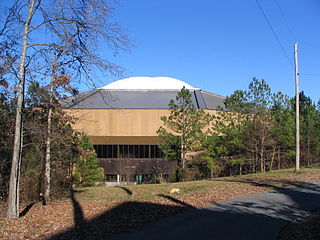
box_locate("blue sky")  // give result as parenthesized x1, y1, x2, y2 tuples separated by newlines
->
(103, 0, 320, 102)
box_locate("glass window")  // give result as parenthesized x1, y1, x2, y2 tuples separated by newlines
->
(94, 144, 165, 159)
(96, 145, 102, 158)
(129, 145, 134, 158)
(150, 145, 155, 158)
(103, 145, 107, 158)
(146, 145, 150, 158)
(106, 174, 117, 182)
(155, 145, 163, 158)
(134, 145, 139, 158)
(124, 145, 129, 158)
(119, 145, 124, 158)
(140, 145, 143, 158)
(105, 145, 111, 158)
(112, 145, 118, 158)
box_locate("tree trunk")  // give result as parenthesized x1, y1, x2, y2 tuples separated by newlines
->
(44, 53, 60, 201)
(270, 146, 276, 171)
(7, 0, 36, 219)
(181, 107, 186, 169)
(251, 154, 256, 173)
(260, 148, 264, 172)
(181, 144, 186, 169)
(44, 106, 52, 201)
(307, 128, 311, 166)
(255, 144, 258, 173)
(277, 148, 281, 170)
(260, 137, 265, 173)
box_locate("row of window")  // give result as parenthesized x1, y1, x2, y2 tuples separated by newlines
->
(105, 174, 170, 182)
(93, 144, 164, 159)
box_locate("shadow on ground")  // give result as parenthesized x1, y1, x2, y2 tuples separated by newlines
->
(19, 202, 37, 217)
(45, 188, 194, 240)
(44, 180, 320, 240)
(114, 186, 133, 196)
(215, 177, 320, 191)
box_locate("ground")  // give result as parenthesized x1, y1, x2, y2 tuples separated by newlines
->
(278, 208, 320, 240)
(1, 167, 319, 240)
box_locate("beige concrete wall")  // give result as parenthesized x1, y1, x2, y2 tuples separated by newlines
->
(64, 108, 220, 145)
(64, 109, 170, 143)
(89, 136, 161, 145)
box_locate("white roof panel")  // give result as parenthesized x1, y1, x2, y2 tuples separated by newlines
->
(100, 76, 198, 90)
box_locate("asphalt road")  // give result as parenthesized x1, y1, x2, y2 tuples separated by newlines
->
(113, 181, 320, 240)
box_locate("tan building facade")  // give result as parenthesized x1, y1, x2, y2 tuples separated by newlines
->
(62, 77, 225, 183)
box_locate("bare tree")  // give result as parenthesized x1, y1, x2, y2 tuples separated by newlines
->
(4, 0, 131, 218)
(7, 0, 37, 220)
(40, 0, 131, 201)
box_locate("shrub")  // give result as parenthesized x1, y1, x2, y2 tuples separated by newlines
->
(73, 136, 105, 186)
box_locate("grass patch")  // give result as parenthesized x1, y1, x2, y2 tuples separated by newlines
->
(74, 166, 320, 202)
(75, 180, 223, 201)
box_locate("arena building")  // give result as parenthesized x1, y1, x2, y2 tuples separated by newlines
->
(62, 77, 225, 183)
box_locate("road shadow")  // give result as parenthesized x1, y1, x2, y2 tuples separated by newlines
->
(114, 180, 320, 240)
(215, 177, 320, 194)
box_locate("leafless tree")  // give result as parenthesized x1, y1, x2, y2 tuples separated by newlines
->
(3, 0, 131, 218)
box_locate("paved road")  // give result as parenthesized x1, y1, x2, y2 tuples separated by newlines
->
(113, 181, 320, 240)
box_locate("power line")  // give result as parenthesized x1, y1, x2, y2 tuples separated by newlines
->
(274, 0, 296, 42)
(255, 0, 294, 68)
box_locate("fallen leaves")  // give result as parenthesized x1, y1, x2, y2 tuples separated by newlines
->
(0, 168, 319, 239)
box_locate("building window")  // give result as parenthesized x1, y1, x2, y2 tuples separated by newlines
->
(106, 174, 117, 182)
(94, 144, 164, 159)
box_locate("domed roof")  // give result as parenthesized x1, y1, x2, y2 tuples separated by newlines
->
(100, 76, 197, 90)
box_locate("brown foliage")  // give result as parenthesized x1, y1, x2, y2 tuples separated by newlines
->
(2, 168, 319, 239)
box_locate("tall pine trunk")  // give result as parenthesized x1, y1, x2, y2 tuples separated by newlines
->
(181, 107, 186, 169)
(270, 146, 276, 171)
(307, 128, 311, 166)
(260, 137, 265, 172)
(277, 148, 281, 170)
(7, 0, 36, 219)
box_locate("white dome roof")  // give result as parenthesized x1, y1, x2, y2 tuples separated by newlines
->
(100, 77, 197, 90)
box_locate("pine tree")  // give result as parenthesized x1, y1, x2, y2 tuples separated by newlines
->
(73, 136, 105, 187)
(157, 87, 212, 170)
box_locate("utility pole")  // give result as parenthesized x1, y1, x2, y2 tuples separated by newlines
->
(294, 42, 300, 171)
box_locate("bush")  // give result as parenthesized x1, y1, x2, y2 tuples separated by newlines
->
(73, 136, 105, 186)
(176, 167, 201, 182)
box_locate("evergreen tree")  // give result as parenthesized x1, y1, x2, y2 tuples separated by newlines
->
(201, 135, 225, 178)
(157, 87, 212, 170)
(73, 136, 105, 187)
(292, 92, 320, 165)
(270, 92, 295, 169)
(213, 78, 281, 173)
(212, 78, 320, 175)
